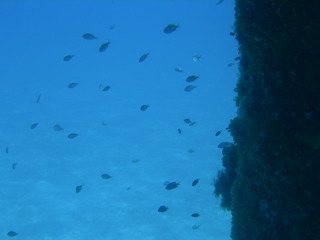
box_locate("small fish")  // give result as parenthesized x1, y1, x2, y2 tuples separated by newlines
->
(234, 56, 240, 61)
(189, 121, 196, 126)
(186, 75, 199, 82)
(101, 173, 112, 179)
(68, 82, 79, 88)
(192, 179, 199, 186)
(188, 149, 195, 153)
(230, 32, 235, 36)
(131, 159, 140, 163)
(30, 123, 38, 129)
(218, 142, 232, 149)
(6, 147, 9, 154)
(184, 118, 191, 124)
(163, 24, 179, 34)
(192, 55, 201, 62)
(140, 104, 149, 111)
(109, 24, 116, 30)
(228, 63, 235, 67)
(82, 33, 97, 40)
(192, 224, 200, 230)
(68, 133, 79, 139)
(139, 53, 149, 63)
(12, 163, 18, 170)
(101, 121, 107, 126)
(191, 213, 200, 217)
(53, 124, 64, 131)
(36, 94, 41, 103)
(184, 85, 197, 92)
(165, 181, 179, 190)
(102, 86, 111, 92)
(99, 41, 110, 52)
(215, 130, 222, 136)
(174, 67, 183, 73)
(75, 184, 83, 193)
(158, 206, 168, 212)
(178, 128, 182, 134)
(7, 231, 18, 237)
(63, 55, 74, 61)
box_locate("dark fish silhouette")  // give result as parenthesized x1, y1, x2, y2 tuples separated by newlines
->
(6, 147, 9, 154)
(75, 185, 83, 193)
(218, 142, 232, 149)
(101, 173, 112, 179)
(131, 159, 140, 163)
(68, 133, 79, 139)
(174, 67, 183, 73)
(158, 206, 168, 212)
(82, 33, 96, 40)
(215, 130, 222, 136)
(53, 124, 64, 131)
(192, 224, 200, 230)
(139, 53, 149, 63)
(165, 182, 179, 190)
(186, 75, 199, 82)
(12, 163, 18, 170)
(63, 55, 74, 61)
(163, 24, 179, 34)
(7, 231, 18, 237)
(36, 94, 41, 103)
(140, 105, 149, 111)
(102, 86, 111, 92)
(191, 213, 200, 217)
(184, 118, 191, 124)
(184, 85, 197, 92)
(30, 123, 38, 129)
(188, 149, 195, 153)
(178, 128, 182, 134)
(99, 41, 110, 52)
(192, 179, 199, 186)
(109, 24, 116, 30)
(68, 82, 79, 88)
(189, 121, 196, 126)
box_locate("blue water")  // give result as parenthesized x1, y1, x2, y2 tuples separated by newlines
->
(0, 0, 237, 239)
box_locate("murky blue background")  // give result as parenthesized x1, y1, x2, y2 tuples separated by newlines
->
(0, 0, 237, 239)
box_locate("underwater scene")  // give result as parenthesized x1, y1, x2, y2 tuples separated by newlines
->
(0, 0, 238, 239)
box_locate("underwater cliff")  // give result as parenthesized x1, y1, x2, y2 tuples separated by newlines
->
(215, 0, 320, 239)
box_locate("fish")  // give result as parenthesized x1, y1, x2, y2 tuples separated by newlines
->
(102, 86, 111, 92)
(228, 63, 235, 67)
(178, 128, 182, 134)
(68, 82, 79, 88)
(68, 133, 79, 139)
(99, 41, 110, 52)
(82, 33, 97, 40)
(230, 32, 235, 36)
(75, 185, 83, 193)
(215, 130, 222, 136)
(191, 213, 200, 217)
(12, 163, 18, 170)
(184, 118, 191, 124)
(192, 224, 200, 230)
(30, 123, 38, 129)
(7, 231, 18, 237)
(174, 67, 183, 72)
(139, 53, 149, 63)
(216, 0, 224, 5)
(132, 159, 140, 163)
(165, 181, 179, 190)
(184, 85, 197, 92)
(53, 124, 64, 131)
(188, 149, 195, 153)
(192, 55, 201, 62)
(192, 179, 199, 186)
(6, 147, 9, 154)
(101, 121, 107, 126)
(140, 105, 149, 111)
(63, 55, 74, 61)
(36, 94, 41, 103)
(101, 173, 112, 179)
(163, 24, 179, 34)
(186, 75, 199, 82)
(189, 121, 196, 126)
(109, 24, 116, 30)
(218, 142, 232, 149)
(158, 206, 168, 212)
